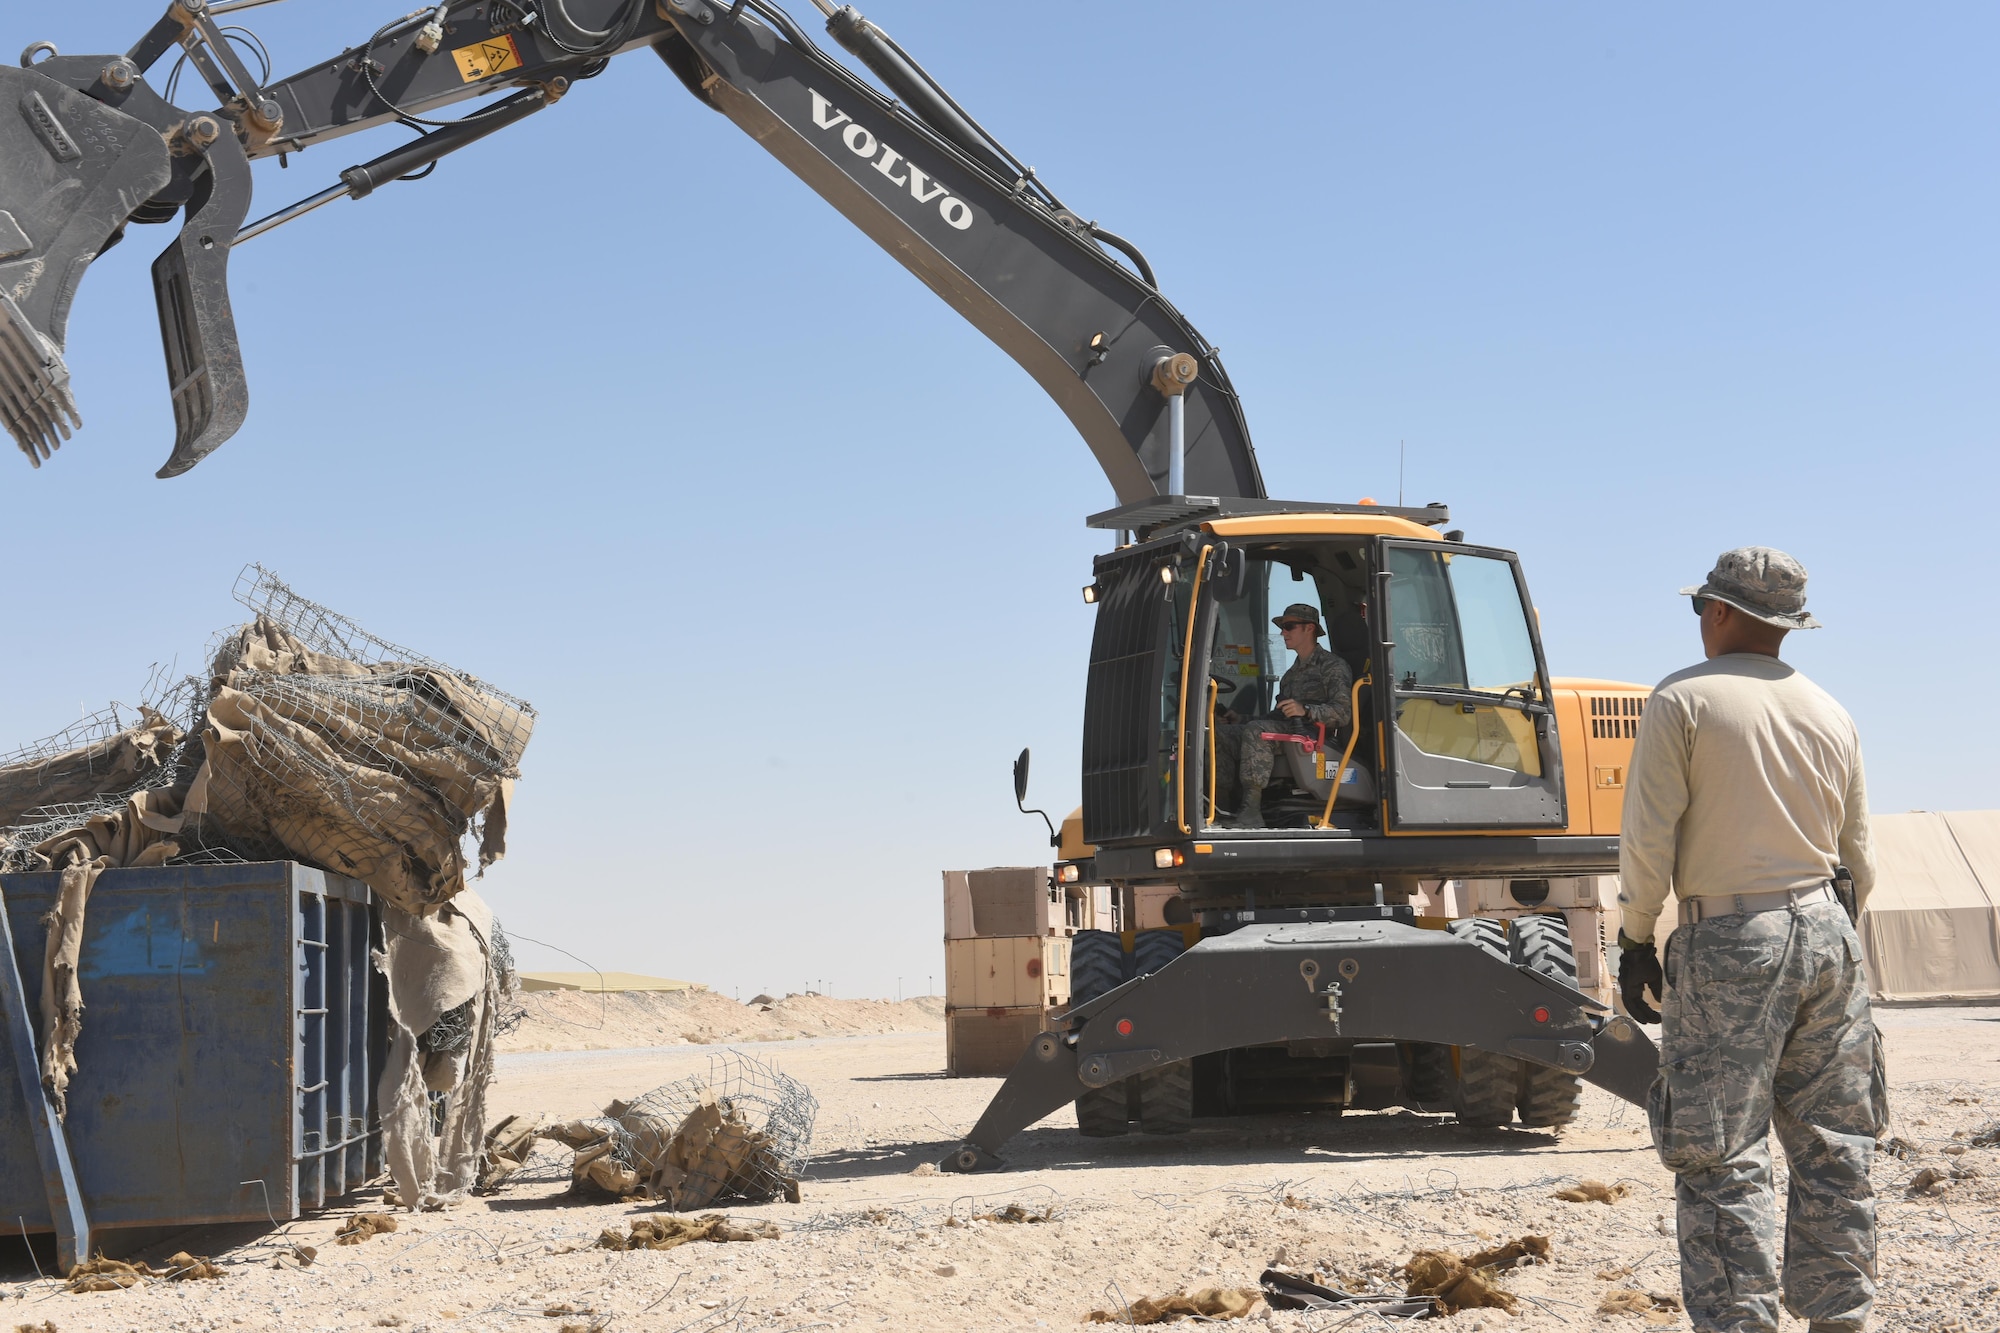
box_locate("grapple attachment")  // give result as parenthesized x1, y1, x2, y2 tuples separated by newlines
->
(149, 121, 252, 479)
(0, 65, 170, 466)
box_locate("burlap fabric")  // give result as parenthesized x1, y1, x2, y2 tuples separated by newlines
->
(375, 890, 500, 1210)
(184, 617, 529, 914)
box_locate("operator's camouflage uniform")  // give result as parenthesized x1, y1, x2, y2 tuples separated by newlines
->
(1652, 901, 1885, 1332)
(1215, 648, 1354, 794)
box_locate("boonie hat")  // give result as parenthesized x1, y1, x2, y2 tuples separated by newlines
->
(1272, 603, 1324, 635)
(1680, 547, 1822, 630)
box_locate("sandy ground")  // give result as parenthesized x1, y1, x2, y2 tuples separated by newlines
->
(4, 1005, 1997, 1332)
(498, 990, 949, 1052)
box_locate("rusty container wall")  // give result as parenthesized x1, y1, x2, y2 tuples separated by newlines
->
(0, 861, 382, 1234)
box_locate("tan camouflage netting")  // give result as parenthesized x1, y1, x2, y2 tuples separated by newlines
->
(0, 566, 534, 1118)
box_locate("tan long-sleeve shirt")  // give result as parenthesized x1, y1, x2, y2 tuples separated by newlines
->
(1617, 653, 1875, 943)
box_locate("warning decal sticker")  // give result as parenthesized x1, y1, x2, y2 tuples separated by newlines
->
(453, 34, 523, 82)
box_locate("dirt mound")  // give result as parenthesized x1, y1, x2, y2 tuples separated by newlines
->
(501, 989, 944, 1052)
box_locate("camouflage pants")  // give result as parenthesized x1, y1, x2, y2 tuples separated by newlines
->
(1649, 900, 1887, 1333)
(1213, 720, 1299, 793)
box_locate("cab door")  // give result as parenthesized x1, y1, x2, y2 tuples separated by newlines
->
(1372, 539, 1567, 832)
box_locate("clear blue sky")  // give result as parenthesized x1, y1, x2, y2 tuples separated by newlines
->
(11, 3, 1995, 999)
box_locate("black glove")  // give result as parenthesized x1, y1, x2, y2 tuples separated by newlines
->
(1617, 930, 1664, 1024)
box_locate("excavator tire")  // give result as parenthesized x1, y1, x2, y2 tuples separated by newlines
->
(1510, 914, 1585, 1129)
(1399, 1042, 1453, 1108)
(1447, 917, 1523, 1127)
(1069, 929, 1132, 1137)
(1131, 929, 1193, 1134)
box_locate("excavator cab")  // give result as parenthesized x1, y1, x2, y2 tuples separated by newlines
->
(1078, 498, 1577, 880)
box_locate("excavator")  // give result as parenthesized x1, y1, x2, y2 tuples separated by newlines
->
(0, 0, 1658, 1171)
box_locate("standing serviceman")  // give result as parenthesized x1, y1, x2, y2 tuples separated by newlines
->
(1616, 547, 1884, 1333)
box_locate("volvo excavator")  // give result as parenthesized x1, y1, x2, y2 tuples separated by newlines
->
(0, 0, 1658, 1171)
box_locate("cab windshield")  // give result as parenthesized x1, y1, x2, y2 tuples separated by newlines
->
(1386, 547, 1542, 701)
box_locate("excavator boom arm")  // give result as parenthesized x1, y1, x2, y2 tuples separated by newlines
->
(0, 0, 1262, 500)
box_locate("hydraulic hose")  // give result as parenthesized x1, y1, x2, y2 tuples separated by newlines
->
(1088, 225, 1158, 289)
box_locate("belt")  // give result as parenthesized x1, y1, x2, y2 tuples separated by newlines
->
(1678, 883, 1832, 927)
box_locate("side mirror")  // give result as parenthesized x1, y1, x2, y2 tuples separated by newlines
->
(1013, 746, 1057, 847)
(1212, 544, 1249, 601)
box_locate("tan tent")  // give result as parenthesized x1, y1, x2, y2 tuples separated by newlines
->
(1861, 811, 2000, 1003)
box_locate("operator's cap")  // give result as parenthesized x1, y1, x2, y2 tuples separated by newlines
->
(1272, 603, 1324, 635)
(1680, 546, 1822, 629)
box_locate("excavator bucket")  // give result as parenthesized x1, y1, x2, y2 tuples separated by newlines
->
(0, 65, 169, 466)
(0, 62, 252, 477)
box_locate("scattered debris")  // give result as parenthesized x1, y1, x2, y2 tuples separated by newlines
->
(1402, 1236, 1550, 1314)
(543, 1304, 597, 1317)
(1880, 1135, 1922, 1160)
(15, 1321, 59, 1333)
(65, 1258, 149, 1292)
(634, 1089, 780, 1209)
(479, 1114, 540, 1191)
(62, 1250, 226, 1292)
(1259, 1269, 1435, 1318)
(1597, 1265, 1634, 1281)
(908, 1161, 938, 1177)
(1599, 1288, 1684, 1323)
(947, 1202, 1056, 1225)
(1554, 1179, 1632, 1204)
(596, 1214, 780, 1251)
(1908, 1166, 1951, 1196)
(335, 1214, 400, 1245)
(274, 1244, 318, 1269)
(161, 1252, 224, 1280)
(544, 1052, 814, 1209)
(1464, 1236, 1551, 1269)
(1086, 1287, 1262, 1324)
(1970, 1121, 2000, 1148)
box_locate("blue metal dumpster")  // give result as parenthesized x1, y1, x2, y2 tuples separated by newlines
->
(0, 861, 383, 1235)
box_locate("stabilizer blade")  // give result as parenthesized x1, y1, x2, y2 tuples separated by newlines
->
(152, 132, 252, 479)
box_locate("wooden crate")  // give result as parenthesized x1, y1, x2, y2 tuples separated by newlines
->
(945, 1005, 1058, 1077)
(945, 935, 1069, 1010)
(943, 867, 1070, 940)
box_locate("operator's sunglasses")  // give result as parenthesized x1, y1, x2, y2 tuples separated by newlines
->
(1278, 621, 1313, 632)
(1691, 596, 1711, 616)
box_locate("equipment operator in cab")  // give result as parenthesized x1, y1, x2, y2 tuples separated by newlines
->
(1616, 547, 1882, 1333)
(1217, 603, 1353, 828)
